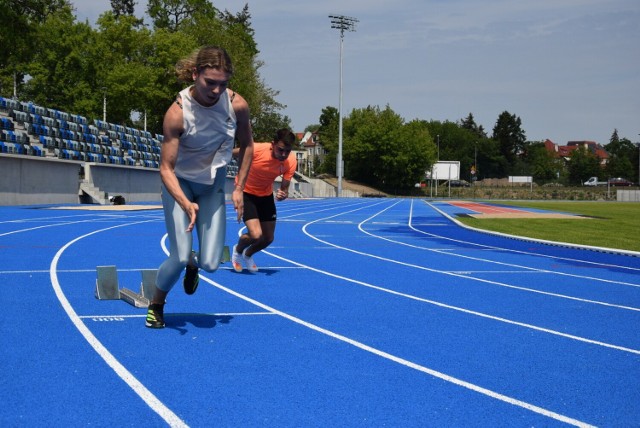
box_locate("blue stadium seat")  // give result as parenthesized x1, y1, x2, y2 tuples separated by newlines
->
(1, 117, 14, 130)
(31, 114, 43, 125)
(32, 145, 44, 157)
(39, 136, 53, 148)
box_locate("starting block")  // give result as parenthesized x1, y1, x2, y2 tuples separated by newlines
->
(95, 265, 120, 300)
(95, 266, 157, 308)
(221, 245, 230, 263)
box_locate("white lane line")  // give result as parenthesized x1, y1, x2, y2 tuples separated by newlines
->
(304, 199, 640, 311)
(50, 219, 188, 428)
(424, 200, 640, 266)
(78, 312, 276, 319)
(261, 199, 640, 353)
(197, 274, 595, 428)
(264, 249, 640, 356)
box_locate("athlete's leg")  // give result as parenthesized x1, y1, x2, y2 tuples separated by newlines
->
(244, 220, 275, 257)
(154, 180, 194, 301)
(235, 192, 260, 254)
(243, 195, 276, 257)
(193, 168, 227, 272)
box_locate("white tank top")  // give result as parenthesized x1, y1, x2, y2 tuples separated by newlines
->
(173, 86, 237, 184)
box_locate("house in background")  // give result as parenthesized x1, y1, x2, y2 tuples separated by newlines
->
(296, 131, 325, 177)
(544, 139, 609, 166)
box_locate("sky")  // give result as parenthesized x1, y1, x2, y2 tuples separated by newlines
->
(74, 0, 640, 146)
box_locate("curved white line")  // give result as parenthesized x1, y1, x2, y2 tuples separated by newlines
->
(301, 200, 640, 312)
(196, 273, 595, 427)
(426, 200, 640, 260)
(263, 249, 640, 356)
(410, 199, 640, 278)
(49, 220, 187, 428)
(168, 201, 596, 425)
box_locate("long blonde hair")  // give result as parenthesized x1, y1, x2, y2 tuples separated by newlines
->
(175, 46, 234, 83)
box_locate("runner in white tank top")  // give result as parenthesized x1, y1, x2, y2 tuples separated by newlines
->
(146, 46, 254, 329)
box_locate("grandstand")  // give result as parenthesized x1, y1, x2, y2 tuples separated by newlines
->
(0, 96, 161, 168)
(0, 97, 344, 205)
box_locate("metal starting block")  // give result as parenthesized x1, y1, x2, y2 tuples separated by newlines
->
(95, 265, 120, 300)
(221, 245, 230, 263)
(95, 266, 158, 308)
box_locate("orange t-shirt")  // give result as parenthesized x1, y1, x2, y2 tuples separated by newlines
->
(239, 142, 297, 197)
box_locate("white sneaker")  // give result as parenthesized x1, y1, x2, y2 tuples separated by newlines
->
(231, 245, 243, 273)
(242, 248, 258, 272)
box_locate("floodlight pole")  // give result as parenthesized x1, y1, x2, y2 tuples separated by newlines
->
(329, 14, 358, 197)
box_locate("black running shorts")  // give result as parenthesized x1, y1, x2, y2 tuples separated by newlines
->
(243, 193, 277, 222)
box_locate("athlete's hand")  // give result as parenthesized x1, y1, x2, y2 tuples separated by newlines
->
(275, 189, 288, 201)
(184, 202, 199, 232)
(232, 187, 244, 222)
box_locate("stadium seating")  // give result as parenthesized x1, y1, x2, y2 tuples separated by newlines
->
(0, 96, 162, 168)
(0, 96, 240, 178)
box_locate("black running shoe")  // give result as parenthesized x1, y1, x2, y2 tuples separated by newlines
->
(145, 303, 165, 329)
(183, 252, 199, 295)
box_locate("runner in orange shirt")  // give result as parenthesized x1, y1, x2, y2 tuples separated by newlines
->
(231, 129, 297, 272)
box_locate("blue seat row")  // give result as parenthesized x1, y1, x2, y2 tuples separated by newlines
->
(1, 98, 162, 168)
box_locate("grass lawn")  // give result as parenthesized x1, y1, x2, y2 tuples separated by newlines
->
(455, 201, 640, 253)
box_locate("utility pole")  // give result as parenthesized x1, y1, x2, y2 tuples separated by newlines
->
(473, 142, 478, 197)
(102, 87, 107, 123)
(329, 14, 358, 197)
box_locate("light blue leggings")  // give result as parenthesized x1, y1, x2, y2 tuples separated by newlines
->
(157, 169, 227, 292)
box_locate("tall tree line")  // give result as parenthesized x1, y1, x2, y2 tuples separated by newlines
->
(315, 106, 638, 192)
(1, 1, 637, 191)
(0, 0, 289, 140)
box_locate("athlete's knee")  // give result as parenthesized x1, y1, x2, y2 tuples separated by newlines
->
(178, 254, 190, 266)
(249, 231, 263, 242)
(199, 258, 220, 273)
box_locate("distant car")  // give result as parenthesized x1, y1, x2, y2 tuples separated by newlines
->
(448, 179, 471, 187)
(608, 177, 633, 187)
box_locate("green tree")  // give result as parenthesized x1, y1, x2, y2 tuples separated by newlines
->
(177, 4, 287, 140)
(22, 8, 99, 115)
(147, 0, 216, 32)
(523, 141, 562, 182)
(251, 110, 291, 142)
(111, 0, 137, 18)
(567, 145, 601, 185)
(316, 106, 339, 174)
(0, 0, 70, 97)
(218, 4, 258, 56)
(492, 111, 526, 172)
(143, 28, 199, 133)
(605, 129, 637, 180)
(423, 120, 496, 181)
(342, 105, 431, 192)
(459, 113, 487, 139)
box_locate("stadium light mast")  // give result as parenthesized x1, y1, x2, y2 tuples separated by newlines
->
(329, 14, 358, 197)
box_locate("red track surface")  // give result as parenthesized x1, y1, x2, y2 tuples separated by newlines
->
(447, 201, 527, 215)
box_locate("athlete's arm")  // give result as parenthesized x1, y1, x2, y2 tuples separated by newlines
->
(230, 91, 254, 221)
(159, 98, 199, 232)
(276, 179, 291, 201)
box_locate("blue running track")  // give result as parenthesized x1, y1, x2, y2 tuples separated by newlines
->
(1, 198, 639, 427)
